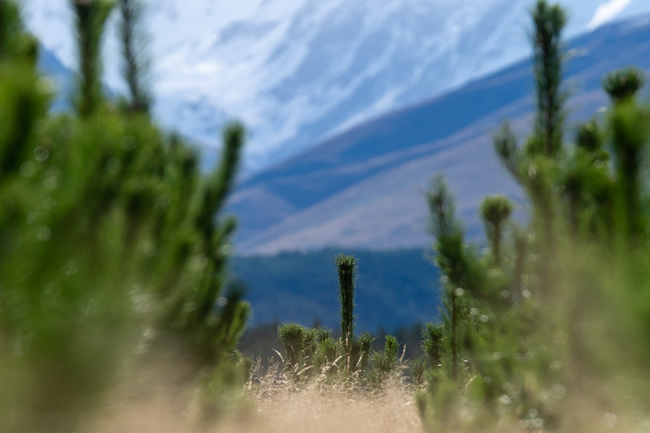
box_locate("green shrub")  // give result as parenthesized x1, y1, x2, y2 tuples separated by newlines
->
(0, 2, 250, 431)
(419, 1, 650, 431)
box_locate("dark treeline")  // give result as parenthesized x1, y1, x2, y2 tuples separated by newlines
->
(232, 248, 441, 331)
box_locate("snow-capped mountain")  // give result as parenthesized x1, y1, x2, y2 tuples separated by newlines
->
(22, 0, 650, 171)
(227, 16, 650, 254)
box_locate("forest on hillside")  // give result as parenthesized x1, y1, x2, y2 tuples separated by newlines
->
(232, 249, 440, 331)
(1, 1, 650, 433)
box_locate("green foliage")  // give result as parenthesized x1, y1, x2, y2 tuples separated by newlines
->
(335, 254, 357, 354)
(603, 67, 646, 103)
(0, 0, 37, 64)
(118, 0, 151, 113)
(419, 1, 650, 431)
(371, 335, 399, 374)
(277, 322, 346, 380)
(610, 101, 649, 239)
(480, 195, 514, 266)
(347, 331, 372, 375)
(317, 336, 340, 369)
(366, 335, 402, 388)
(530, 0, 566, 157)
(302, 327, 319, 365)
(163, 123, 249, 369)
(410, 357, 428, 387)
(0, 111, 250, 432)
(416, 1, 650, 431)
(0, 4, 250, 431)
(427, 177, 485, 380)
(494, 121, 521, 180)
(70, 0, 115, 117)
(315, 327, 333, 343)
(427, 177, 483, 293)
(278, 323, 305, 373)
(422, 322, 444, 368)
(575, 120, 604, 153)
(0, 68, 49, 177)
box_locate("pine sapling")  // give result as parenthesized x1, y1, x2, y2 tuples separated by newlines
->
(480, 195, 514, 266)
(519, 0, 568, 294)
(531, 0, 567, 158)
(302, 328, 319, 368)
(610, 102, 648, 240)
(278, 323, 304, 374)
(410, 357, 428, 387)
(0, 0, 7, 60)
(350, 331, 373, 373)
(70, 0, 115, 117)
(0, 0, 38, 64)
(603, 68, 646, 104)
(119, 0, 152, 113)
(511, 228, 528, 305)
(575, 120, 604, 154)
(318, 337, 340, 371)
(422, 322, 445, 368)
(427, 177, 472, 380)
(335, 254, 357, 375)
(372, 335, 399, 375)
(494, 122, 521, 181)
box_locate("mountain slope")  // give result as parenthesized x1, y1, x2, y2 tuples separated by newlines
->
(229, 16, 650, 254)
(22, 1, 650, 171)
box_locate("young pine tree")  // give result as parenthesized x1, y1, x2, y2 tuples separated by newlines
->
(335, 254, 357, 375)
(0, 2, 253, 429)
(422, 322, 444, 368)
(0, 0, 38, 64)
(427, 177, 476, 380)
(166, 123, 250, 370)
(530, 0, 567, 158)
(422, 1, 650, 431)
(603, 67, 646, 104)
(278, 323, 305, 375)
(118, 0, 151, 113)
(70, 0, 115, 117)
(480, 195, 514, 267)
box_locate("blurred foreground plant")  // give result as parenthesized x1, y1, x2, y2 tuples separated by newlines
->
(418, 1, 650, 432)
(0, 2, 250, 431)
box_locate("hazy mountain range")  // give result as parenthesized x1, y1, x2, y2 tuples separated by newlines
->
(23, 0, 650, 171)
(229, 16, 650, 254)
(26, 2, 650, 255)
(227, 15, 650, 331)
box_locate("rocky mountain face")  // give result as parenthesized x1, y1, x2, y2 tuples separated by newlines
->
(229, 16, 650, 254)
(26, 3, 650, 255)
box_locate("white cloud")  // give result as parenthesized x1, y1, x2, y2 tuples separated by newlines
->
(587, 0, 632, 30)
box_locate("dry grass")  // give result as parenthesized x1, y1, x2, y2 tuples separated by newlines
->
(220, 388, 421, 433)
(79, 357, 650, 433)
(88, 357, 423, 433)
(239, 361, 422, 433)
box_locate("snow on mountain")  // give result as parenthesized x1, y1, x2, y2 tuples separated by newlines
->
(21, 0, 650, 171)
